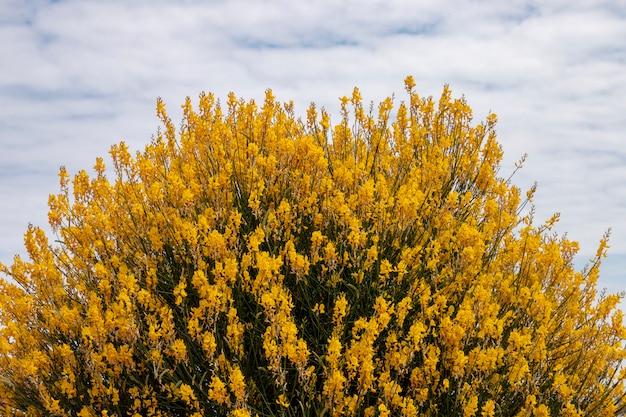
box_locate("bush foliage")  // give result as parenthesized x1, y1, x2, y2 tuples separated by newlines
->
(1, 77, 625, 416)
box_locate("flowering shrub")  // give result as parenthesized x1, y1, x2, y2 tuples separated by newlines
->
(1, 77, 625, 416)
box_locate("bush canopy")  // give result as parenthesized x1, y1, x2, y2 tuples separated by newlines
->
(1, 77, 625, 416)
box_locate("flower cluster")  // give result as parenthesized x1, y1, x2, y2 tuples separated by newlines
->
(1, 77, 625, 416)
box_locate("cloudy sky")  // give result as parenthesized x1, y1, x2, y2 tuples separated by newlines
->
(1, 0, 625, 295)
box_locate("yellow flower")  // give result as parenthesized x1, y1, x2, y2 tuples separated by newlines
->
(231, 409, 251, 417)
(169, 338, 187, 362)
(208, 376, 229, 406)
(229, 366, 246, 402)
(533, 404, 550, 417)
(313, 302, 325, 314)
(481, 399, 495, 417)
(463, 395, 478, 417)
(178, 383, 196, 406)
(333, 293, 348, 326)
(173, 279, 187, 305)
(276, 393, 289, 408)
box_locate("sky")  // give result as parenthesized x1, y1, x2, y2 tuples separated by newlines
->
(1, 0, 625, 296)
